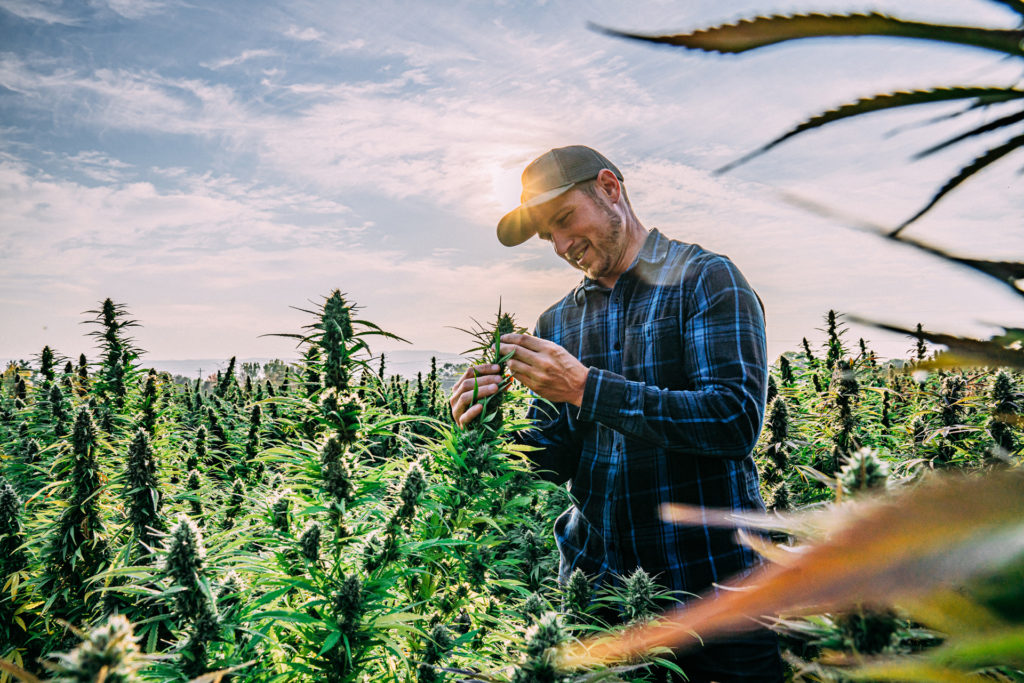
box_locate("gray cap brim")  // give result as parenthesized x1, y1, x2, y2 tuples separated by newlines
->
(496, 182, 575, 247)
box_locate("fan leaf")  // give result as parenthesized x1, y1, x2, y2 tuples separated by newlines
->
(892, 132, 1024, 234)
(777, 192, 1024, 298)
(914, 107, 1024, 159)
(719, 88, 1024, 173)
(848, 317, 1024, 370)
(592, 13, 1024, 57)
(886, 233, 1024, 298)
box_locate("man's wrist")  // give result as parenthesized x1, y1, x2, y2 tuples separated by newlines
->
(577, 367, 631, 424)
(569, 365, 589, 407)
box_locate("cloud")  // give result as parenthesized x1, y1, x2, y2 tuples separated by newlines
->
(0, 0, 78, 25)
(99, 0, 168, 19)
(0, 155, 577, 358)
(2, 0, 1021, 363)
(202, 49, 280, 70)
(284, 25, 324, 42)
(0, 56, 254, 142)
(282, 25, 366, 52)
(61, 150, 134, 183)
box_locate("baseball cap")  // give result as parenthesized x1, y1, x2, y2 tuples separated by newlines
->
(496, 145, 623, 247)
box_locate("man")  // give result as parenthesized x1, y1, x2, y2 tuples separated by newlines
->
(450, 145, 783, 681)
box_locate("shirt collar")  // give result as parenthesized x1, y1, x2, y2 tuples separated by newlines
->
(572, 228, 668, 305)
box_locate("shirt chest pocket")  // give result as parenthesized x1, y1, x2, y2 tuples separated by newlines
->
(621, 316, 683, 387)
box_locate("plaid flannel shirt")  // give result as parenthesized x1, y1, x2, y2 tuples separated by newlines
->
(518, 228, 768, 598)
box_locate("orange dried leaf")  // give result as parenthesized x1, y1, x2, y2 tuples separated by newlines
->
(558, 471, 1024, 668)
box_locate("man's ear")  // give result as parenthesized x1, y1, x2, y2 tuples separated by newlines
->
(595, 168, 621, 204)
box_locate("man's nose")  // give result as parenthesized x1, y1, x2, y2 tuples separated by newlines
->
(553, 234, 572, 258)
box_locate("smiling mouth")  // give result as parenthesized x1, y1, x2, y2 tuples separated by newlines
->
(569, 245, 587, 266)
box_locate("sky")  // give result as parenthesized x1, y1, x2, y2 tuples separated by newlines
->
(1, 0, 1022, 370)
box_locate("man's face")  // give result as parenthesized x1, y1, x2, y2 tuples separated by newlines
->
(528, 181, 628, 286)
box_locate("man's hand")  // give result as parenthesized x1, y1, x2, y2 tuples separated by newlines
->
(500, 333, 588, 407)
(449, 363, 505, 428)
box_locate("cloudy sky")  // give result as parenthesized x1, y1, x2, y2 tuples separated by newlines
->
(2, 0, 1022, 369)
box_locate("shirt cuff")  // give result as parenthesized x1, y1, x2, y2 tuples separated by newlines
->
(578, 366, 628, 423)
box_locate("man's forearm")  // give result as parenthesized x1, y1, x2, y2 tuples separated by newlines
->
(576, 366, 764, 459)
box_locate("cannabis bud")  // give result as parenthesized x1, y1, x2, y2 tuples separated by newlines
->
(512, 612, 565, 683)
(839, 447, 890, 497)
(562, 568, 591, 620)
(300, 520, 322, 562)
(320, 434, 355, 505)
(396, 460, 427, 521)
(44, 614, 145, 683)
(268, 489, 291, 533)
(522, 592, 546, 621)
(218, 569, 246, 611)
(164, 514, 208, 615)
(624, 567, 657, 622)
(333, 573, 364, 635)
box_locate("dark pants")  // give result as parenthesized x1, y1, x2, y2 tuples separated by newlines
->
(654, 629, 785, 682)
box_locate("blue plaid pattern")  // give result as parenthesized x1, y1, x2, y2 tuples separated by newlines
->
(518, 228, 768, 598)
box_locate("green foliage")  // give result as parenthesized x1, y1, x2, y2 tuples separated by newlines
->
(4, 293, 1020, 682)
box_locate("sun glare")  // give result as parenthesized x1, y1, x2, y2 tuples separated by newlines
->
(490, 157, 527, 211)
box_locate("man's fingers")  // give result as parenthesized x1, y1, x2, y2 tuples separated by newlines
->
(458, 402, 483, 427)
(453, 381, 498, 411)
(501, 333, 547, 352)
(458, 363, 500, 382)
(449, 371, 509, 424)
(453, 371, 503, 397)
(499, 342, 543, 367)
(506, 358, 534, 384)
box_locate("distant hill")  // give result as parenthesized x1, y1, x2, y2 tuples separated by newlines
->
(139, 350, 467, 381)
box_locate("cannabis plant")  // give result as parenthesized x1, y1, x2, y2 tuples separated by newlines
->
(987, 370, 1020, 455)
(0, 478, 26, 577)
(416, 622, 456, 683)
(123, 428, 164, 558)
(42, 614, 147, 683)
(299, 520, 322, 563)
(85, 299, 140, 415)
(763, 395, 790, 475)
(44, 407, 110, 622)
(562, 569, 592, 625)
(138, 370, 158, 435)
(457, 304, 521, 432)
(0, 478, 29, 651)
(512, 611, 567, 683)
(163, 513, 220, 674)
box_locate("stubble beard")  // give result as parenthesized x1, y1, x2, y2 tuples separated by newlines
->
(581, 197, 624, 282)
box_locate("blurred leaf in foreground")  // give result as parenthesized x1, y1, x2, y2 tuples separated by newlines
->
(557, 470, 1024, 680)
(848, 318, 1024, 371)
